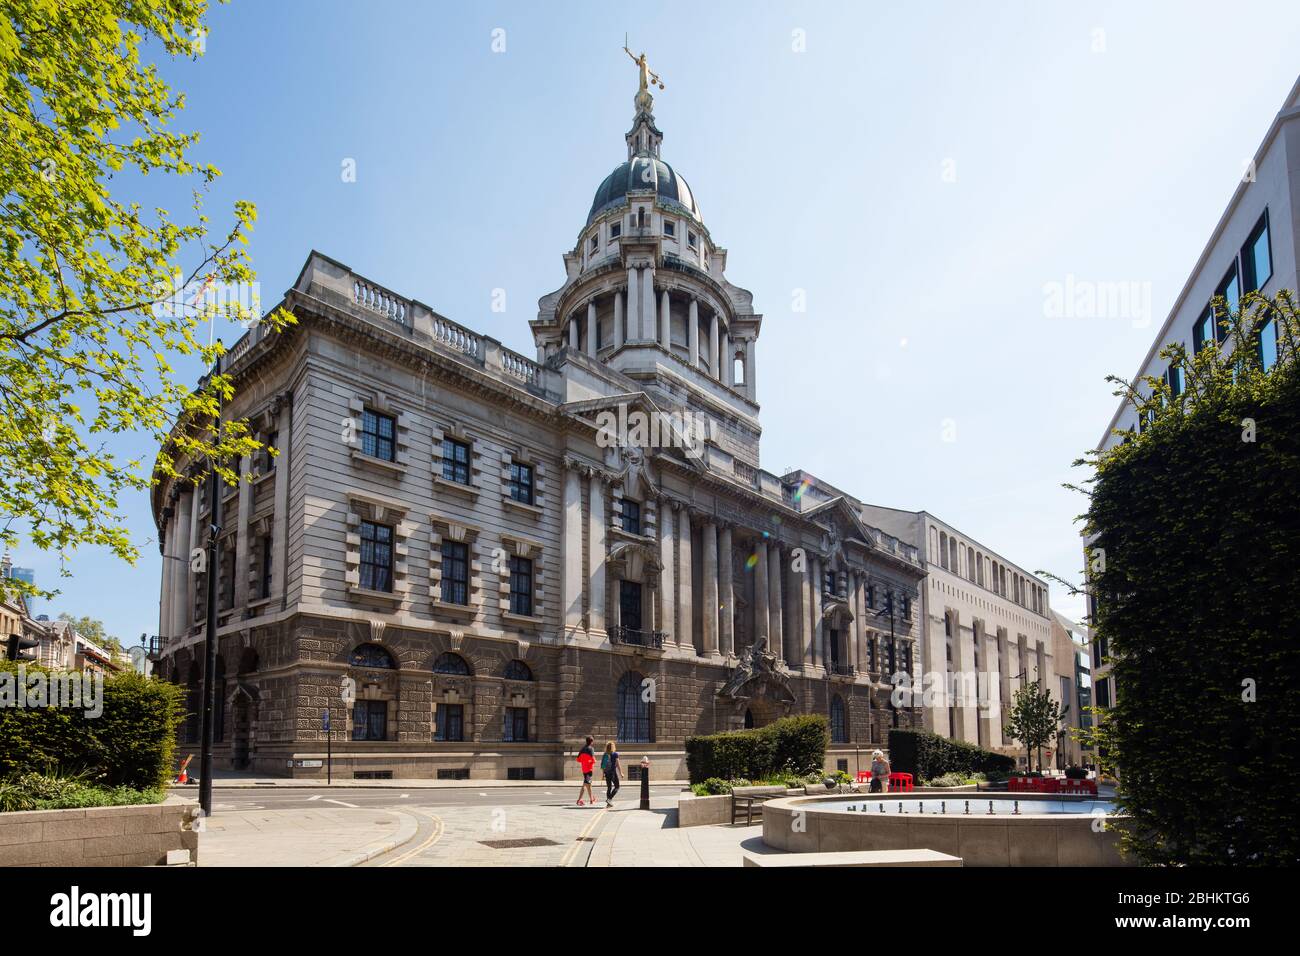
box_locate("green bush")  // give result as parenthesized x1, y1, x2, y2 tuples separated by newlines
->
(922, 772, 975, 788)
(1079, 291, 1300, 866)
(0, 663, 184, 790)
(888, 729, 1015, 781)
(0, 772, 164, 813)
(685, 715, 829, 784)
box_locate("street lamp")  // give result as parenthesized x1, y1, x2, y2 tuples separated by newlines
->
(198, 348, 224, 818)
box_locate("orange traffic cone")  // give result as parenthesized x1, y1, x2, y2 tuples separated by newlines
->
(177, 754, 193, 785)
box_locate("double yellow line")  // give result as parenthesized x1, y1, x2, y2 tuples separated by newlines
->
(379, 809, 445, 867)
(558, 806, 608, 867)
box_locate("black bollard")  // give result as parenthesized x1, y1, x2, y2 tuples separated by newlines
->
(639, 757, 650, 810)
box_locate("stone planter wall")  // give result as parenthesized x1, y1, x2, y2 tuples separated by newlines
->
(0, 798, 199, 867)
(677, 793, 731, 827)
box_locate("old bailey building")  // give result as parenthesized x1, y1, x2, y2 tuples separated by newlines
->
(150, 64, 936, 781)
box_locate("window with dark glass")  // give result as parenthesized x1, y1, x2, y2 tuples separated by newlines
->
(441, 438, 471, 484)
(435, 703, 464, 741)
(359, 521, 393, 592)
(503, 659, 532, 681)
(361, 410, 396, 462)
(504, 707, 529, 742)
(617, 671, 652, 743)
(1095, 678, 1112, 709)
(830, 695, 848, 743)
(1194, 307, 1216, 354)
(1260, 316, 1279, 372)
(509, 556, 533, 616)
(687, 231, 697, 248)
(1214, 265, 1240, 342)
(353, 700, 387, 741)
(440, 540, 468, 604)
(609, 222, 622, 240)
(619, 580, 643, 632)
(350, 643, 395, 669)
(508, 461, 534, 505)
(261, 430, 278, 472)
(588, 234, 598, 253)
(902, 595, 911, 620)
(828, 628, 841, 669)
(662, 218, 675, 238)
(260, 535, 273, 599)
(1166, 363, 1183, 398)
(621, 499, 641, 535)
(866, 584, 875, 609)
(1243, 211, 1272, 292)
(433, 652, 470, 676)
(823, 569, 837, 595)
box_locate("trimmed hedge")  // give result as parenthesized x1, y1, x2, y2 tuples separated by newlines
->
(888, 729, 1014, 780)
(686, 715, 828, 784)
(0, 663, 184, 790)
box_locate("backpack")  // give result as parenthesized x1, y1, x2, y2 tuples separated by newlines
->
(600, 752, 611, 772)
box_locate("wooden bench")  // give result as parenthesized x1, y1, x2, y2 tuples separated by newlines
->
(731, 793, 777, 825)
(742, 849, 963, 868)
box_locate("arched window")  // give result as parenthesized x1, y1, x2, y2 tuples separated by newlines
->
(503, 659, 532, 681)
(617, 671, 652, 743)
(939, 532, 949, 569)
(949, 538, 958, 574)
(977, 553, 985, 587)
(350, 644, 395, 669)
(830, 695, 848, 743)
(433, 652, 471, 676)
(744, 708, 754, 729)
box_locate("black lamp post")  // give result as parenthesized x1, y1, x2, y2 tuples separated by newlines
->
(198, 349, 224, 818)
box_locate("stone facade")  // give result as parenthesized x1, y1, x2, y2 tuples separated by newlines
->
(151, 79, 928, 780)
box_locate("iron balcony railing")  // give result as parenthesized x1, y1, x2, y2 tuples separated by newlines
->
(610, 625, 665, 649)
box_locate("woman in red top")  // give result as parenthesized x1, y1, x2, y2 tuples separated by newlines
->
(576, 736, 596, 806)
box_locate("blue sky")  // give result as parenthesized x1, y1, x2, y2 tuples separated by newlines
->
(13, 0, 1300, 641)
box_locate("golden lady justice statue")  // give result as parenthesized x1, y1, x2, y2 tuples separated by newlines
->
(624, 36, 665, 93)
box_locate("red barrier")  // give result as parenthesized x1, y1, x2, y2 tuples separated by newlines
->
(888, 772, 913, 792)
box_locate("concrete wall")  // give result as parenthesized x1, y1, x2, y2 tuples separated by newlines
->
(0, 799, 198, 867)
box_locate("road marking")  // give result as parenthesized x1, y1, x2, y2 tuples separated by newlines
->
(380, 809, 444, 867)
(478, 792, 487, 797)
(308, 795, 322, 801)
(400, 793, 410, 799)
(324, 798, 360, 808)
(558, 805, 607, 868)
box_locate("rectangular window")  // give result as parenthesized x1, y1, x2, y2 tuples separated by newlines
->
(508, 462, 534, 505)
(504, 707, 529, 742)
(1193, 307, 1216, 354)
(609, 222, 621, 240)
(1214, 265, 1240, 342)
(441, 438, 471, 484)
(902, 596, 912, 620)
(1243, 211, 1272, 292)
(687, 231, 697, 248)
(1166, 363, 1183, 398)
(866, 584, 875, 609)
(619, 580, 643, 632)
(440, 540, 469, 605)
(437, 768, 470, 780)
(352, 700, 387, 741)
(1095, 678, 1112, 709)
(362, 410, 396, 462)
(1260, 316, 1279, 371)
(435, 704, 464, 741)
(621, 499, 641, 535)
(662, 219, 675, 238)
(261, 430, 278, 472)
(506, 767, 535, 780)
(260, 535, 274, 599)
(359, 521, 393, 592)
(509, 556, 534, 616)
(588, 235, 598, 253)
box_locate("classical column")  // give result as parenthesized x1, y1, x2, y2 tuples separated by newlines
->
(688, 298, 700, 367)
(718, 525, 734, 657)
(800, 557, 814, 668)
(172, 490, 193, 639)
(753, 537, 769, 647)
(586, 301, 598, 356)
(810, 556, 823, 669)
(677, 511, 693, 651)
(660, 288, 671, 350)
(159, 511, 174, 640)
(722, 331, 732, 386)
(709, 312, 720, 379)
(270, 395, 292, 609)
(658, 503, 675, 647)
(613, 289, 625, 349)
(784, 549, 802, 667)
(233, 453, 252, 611)
(561, 462, 584, 638)
(767, 541, 783, 659)
(701, 521, 719, 657)
(849, 572, 861, 672)
(626, 268, 639, 340)
(588, 471, 606, 635)
(744, 338, 756, 399)
(568, 317, 579, 349)
(641, 268, 656, 342)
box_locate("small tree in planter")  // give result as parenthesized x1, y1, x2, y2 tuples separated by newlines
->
(1003, 680, 1066, 773)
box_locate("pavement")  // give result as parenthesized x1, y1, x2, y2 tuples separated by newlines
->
(194, 784, 762, 867)
(197, 770, 691, 790)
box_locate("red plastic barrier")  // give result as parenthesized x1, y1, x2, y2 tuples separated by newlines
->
(856, 771, 871, 783)
(888, 772, 913, 792)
